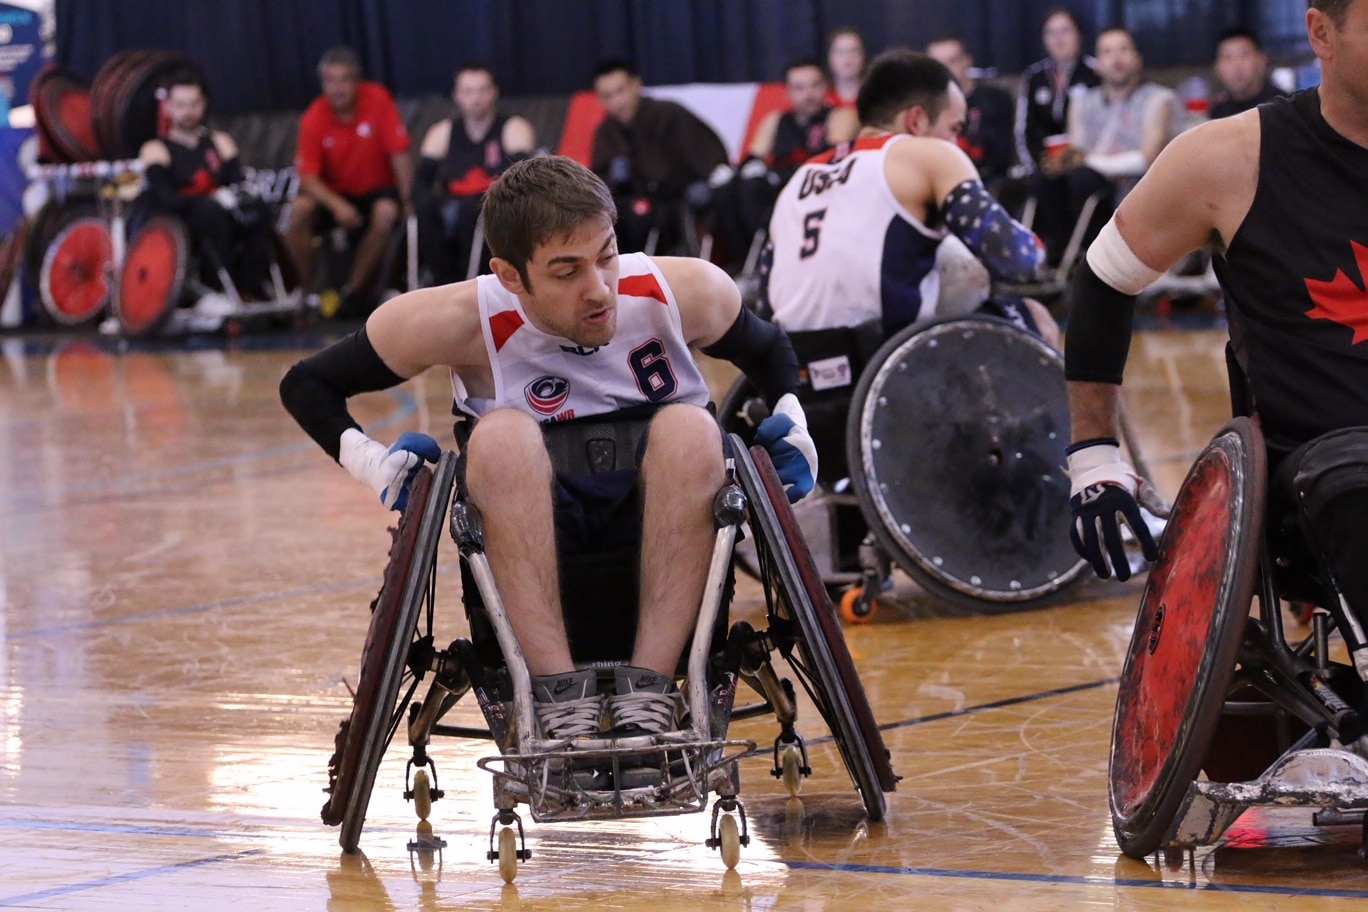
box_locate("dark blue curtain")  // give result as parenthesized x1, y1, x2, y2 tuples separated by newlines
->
(55, 0, 1305, 115)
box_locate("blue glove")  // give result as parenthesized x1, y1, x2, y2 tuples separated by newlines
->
(1066, 440, 1162, 580)
(754, 393, 818, 503)
(339, 429, 442, 512)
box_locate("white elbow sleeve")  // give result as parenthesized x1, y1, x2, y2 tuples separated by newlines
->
(1085, 218, 1163, 295)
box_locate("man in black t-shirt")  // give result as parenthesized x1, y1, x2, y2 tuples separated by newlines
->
(1062, 0, 1368, 683)
(414, 65, 537, 284)
(1209, 27, 1286, 120)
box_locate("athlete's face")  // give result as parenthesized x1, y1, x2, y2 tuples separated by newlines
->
(1096, 31, 1143, 88)
(785, 65, 828, 119)
(595, 69, 642, 124)
(320, 62, 359, 114)
(1308, 0, 1368, 104)
(1215, 36, 1268, 99)
(455, 69, 498, 121)
(904, 83, 967, 142)
(1043, 13, 1082, 64)
(164, 84, 206, 133)
(506, 218, 620, 348)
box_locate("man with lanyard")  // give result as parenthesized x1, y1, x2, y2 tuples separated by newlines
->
(414, 64, 536, 284)
(285, 46, 414, 317)
(1065, 1, 1368, 687)
(138, 69, 273, 300)
(280, 156, 818, 789)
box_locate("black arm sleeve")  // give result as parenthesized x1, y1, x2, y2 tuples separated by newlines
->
(701, 306, 800, 408)
(279, 327, 408, 461)
(218, 155, 245, 187)
(413, 156, 442, 208)
(144, 163, 192, 214)
(1063, 258, 1137, 385)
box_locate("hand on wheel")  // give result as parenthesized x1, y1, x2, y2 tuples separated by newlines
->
(755, 392, 818, 503)
(1067, 439, 1160, 581)
(340, 429, 442, 511)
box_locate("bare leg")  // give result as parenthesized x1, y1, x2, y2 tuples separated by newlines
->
(632, 404, 724, 675)
(283, 196, 318, 289)
(463, 408, 573, 676)
(347, 198, 400, 292)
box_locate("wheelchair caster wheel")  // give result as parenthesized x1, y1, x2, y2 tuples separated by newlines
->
(781, 745, 804, 797)
(840, 587, 877, 624)
(718, 814, 741, 870)
(498, 827, 518, 883)
(412, 768, 432, 821)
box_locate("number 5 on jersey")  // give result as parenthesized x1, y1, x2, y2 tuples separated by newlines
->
(800, 208, 827, 259)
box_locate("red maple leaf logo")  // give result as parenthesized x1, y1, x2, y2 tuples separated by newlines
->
(1305, 240, 1368, 344)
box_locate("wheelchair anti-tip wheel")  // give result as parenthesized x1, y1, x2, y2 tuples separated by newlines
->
(733, 439, 898, 821)
(1108, 418, 1266, 859)
(113, 215, 190, 336)
(322, 452, 459, 853)
(848, 316, 1087, 612)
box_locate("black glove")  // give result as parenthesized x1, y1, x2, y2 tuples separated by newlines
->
(1067, 439, 1161, 581)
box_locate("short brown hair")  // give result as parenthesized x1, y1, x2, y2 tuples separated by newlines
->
(1308, 0, 1352, 24)
(857, 50, 954, 128)
(482, 156, 616, 287)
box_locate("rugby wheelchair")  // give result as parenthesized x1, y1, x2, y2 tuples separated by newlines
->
(1108, 361, 1368, 859)
(318, 410, 898, 881)
(719, 312, 1089, 619)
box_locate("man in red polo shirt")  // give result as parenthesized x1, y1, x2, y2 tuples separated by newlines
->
(286, 46, 414, 317)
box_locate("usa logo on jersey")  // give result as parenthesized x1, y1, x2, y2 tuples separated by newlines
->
(525, 376, 571, 415)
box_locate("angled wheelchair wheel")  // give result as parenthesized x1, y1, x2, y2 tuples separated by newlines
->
(39, 208, 113, 325)
(732, 437, 897, 821)
(114, 216, 189, 336)
(323, 452, 458, 853)
(847, 316, 1086, 612)
(1109, 418, 1265, 859)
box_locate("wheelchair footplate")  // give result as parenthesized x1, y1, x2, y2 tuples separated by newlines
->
(1167, 738, 1368, 848)
(476, 732, 756, 822)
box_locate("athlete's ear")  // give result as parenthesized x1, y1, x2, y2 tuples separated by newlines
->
(490, 257, 529, 296)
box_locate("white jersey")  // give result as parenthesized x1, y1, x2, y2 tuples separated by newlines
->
(765, 134, 989, 333)
(452, 252, 709, 423)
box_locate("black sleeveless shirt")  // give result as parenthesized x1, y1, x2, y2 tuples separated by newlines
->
(771, 106, 833, 177)
(167, 130, 228, 195)
(444, 113, 511, 197)
(1215, 88, 1368, 452)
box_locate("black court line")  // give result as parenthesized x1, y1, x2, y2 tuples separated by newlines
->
(0, 849, 268, 907)
(781, 859, 1368, 900)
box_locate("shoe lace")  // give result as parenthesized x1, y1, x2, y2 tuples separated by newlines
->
(610, 690, 682, 734)
(535, 695, 602, 739)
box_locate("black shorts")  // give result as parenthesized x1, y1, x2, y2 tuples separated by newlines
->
(311, 186, 400, 237)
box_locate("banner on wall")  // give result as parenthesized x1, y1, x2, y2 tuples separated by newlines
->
(0, 1, 47, 242)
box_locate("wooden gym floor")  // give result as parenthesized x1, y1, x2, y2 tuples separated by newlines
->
(3, 322, 1368, 911)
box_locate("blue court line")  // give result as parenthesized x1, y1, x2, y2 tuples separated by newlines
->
(0, 849, 267, 907)
(781, 859, 1368, 899)
(0, 387, 419, 511)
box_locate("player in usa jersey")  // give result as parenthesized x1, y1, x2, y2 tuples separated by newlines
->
(281, 156, 816, 764)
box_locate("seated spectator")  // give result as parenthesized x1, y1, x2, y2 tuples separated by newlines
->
(414, 64, 536, 284)
(1210, 27, 1285, 119)
(713, 58, 845, 269)
(284, 46, 413, 317)
(925, 34, 1017, 191)
(138, 68, 274, 299)
(1015, 7, 1099, 173)
(824, 27, 867, 109)
(1032, 27, 1175, 266)
(590, 58, 730, 256)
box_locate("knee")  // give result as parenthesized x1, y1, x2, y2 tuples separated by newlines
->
(466, 409, 549, 481)
(370, 198, 400, 233)
(643, 405, 722, 479)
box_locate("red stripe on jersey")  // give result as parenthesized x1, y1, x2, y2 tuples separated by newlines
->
(490, 309, 525, 351)
(807, 133, 897, 165)
(618, 272, 667, 304)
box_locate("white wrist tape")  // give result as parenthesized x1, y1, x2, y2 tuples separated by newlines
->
(1085, 218, 1163, 295)
(338, 428, 388, 492)
(1066, 442, 1139, 496)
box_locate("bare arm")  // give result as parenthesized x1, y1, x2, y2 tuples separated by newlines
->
(419, 119, 452, 159)
(211, 130, 239, 161)
(825, 106, 859, 144)
(365, 279, 490, 380)
(884, 137, 979, 225)
(655, 256, 742, 347)
(390, 151, 415, 210)
(297, 173, 349, 214)
(501, 116, 537, 155)
(747, 110, 781, 161)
